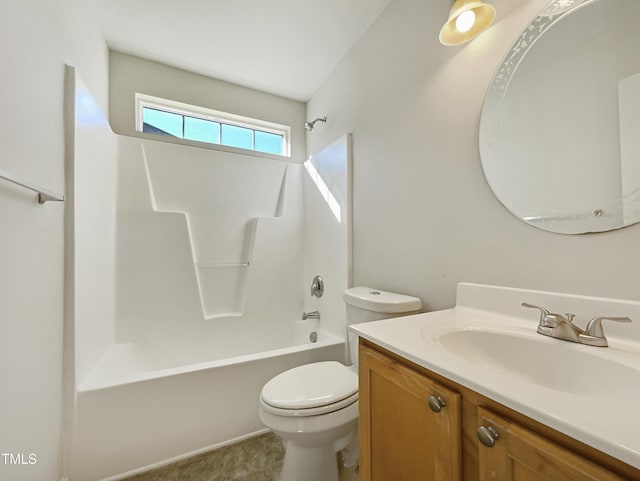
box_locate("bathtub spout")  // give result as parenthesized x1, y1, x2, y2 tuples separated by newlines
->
(302, 311, 320, 320)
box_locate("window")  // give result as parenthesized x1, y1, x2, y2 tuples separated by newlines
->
(135, 94, 290, 156)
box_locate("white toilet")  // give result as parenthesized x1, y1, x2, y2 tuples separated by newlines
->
(259, 287, 422, 481)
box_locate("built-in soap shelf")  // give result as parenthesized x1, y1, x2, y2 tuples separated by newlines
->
(195, 262, 250, 267)
(193, 217, 254, 319)
(196, 263, 248, 318)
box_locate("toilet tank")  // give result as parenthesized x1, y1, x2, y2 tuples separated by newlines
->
(344, 287, 422, 367)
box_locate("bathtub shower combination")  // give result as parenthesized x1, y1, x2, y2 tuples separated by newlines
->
(65, 67, 352, 481)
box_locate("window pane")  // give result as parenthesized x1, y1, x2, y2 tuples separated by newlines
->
(255, 131, 283, 155)
(184, 116, 220, 144)
(142, 108, 183, 137)
(221, 124, 253, 150)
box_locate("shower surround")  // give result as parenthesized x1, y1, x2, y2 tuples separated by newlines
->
(65, 68, 350, 480)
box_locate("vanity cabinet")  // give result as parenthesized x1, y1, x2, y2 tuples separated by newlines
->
(359, 341, 640, 481)
(477, 408, 625, 481)
(358, 343, 462, 481)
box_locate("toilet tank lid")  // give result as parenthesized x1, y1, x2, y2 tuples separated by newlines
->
(343, 287, 422, 313)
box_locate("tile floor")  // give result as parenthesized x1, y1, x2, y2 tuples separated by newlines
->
(121, 431, 359, 481)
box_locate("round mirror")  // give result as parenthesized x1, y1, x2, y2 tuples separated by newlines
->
(480, 0, 640, 234)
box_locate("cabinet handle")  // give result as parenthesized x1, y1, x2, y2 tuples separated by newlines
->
(477, 425, 500, 447)
(428, 395, 446, 413)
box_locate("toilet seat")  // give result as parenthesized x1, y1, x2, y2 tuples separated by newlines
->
(260, 361, 358, 417)
(260, 392, 358, 417)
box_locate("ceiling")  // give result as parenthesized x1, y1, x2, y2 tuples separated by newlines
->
(95, 0, 393, 102)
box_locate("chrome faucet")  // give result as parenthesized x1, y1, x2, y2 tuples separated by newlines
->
(521, 303, 631, 347)
(302, 311, 320, 320)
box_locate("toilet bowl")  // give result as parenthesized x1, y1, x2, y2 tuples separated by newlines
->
(258, 287, 421, 481)
(259, 361, 359, 481)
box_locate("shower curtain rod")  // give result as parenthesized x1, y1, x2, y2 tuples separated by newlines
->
(0, 167, 64, 204)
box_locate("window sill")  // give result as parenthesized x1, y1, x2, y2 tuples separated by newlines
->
(129, 131, 297, 163)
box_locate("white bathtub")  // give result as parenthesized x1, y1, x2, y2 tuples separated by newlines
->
(68, 329, 345, 481)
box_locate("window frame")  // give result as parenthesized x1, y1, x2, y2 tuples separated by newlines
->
(135, 93, 291, 157)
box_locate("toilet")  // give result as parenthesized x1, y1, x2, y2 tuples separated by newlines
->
(259, 287, 422, 481)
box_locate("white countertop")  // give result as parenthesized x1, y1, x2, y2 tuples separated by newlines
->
(349, 283, 640, 470)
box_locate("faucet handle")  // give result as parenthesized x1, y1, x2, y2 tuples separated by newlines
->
(584, 316, 632, 338)
(521, 302, 550, 315)
(311, 275, 324, 298)
(521, 302, 556, 327)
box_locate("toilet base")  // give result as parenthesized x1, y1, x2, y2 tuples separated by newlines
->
(259, 392, 359, 481)
(281, 443, 340, 481)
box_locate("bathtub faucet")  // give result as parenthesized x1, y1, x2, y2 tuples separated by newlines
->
(302, 311, 320, 320)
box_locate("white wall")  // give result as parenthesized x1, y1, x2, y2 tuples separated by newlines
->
(108, 51, 307, 163)
(0, 1, 108, 481)
(306, 0, 640, 311)
(72, 72, 118, 386)
(303, 135, 352, 341)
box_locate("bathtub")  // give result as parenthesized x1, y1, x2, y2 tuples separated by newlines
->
(68, 328, 345, 481)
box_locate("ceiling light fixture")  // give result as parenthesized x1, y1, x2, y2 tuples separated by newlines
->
(439, 0, 496, 46)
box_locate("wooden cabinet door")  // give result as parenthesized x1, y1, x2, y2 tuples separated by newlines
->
(478, 408, 626, 481)
(359, 344, 462, 481)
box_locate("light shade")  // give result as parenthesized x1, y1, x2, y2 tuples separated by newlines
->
(439, 0, 496, 46)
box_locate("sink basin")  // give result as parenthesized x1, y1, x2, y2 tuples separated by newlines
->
(435, 328, 640, 401)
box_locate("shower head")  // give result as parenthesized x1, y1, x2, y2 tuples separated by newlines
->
(304, 116, 327, 131)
